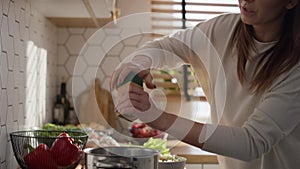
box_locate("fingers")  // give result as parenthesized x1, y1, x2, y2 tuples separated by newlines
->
(116, 83, 164, 123)
(137, 69, 156, 89)
(144, 74, 156, 89)
(117, 65, 142, 86)
(111, 63, 140, 90)
(117, 84, 150, 112)
(111, 64, 143, 90)
(111, 62, 156, 91)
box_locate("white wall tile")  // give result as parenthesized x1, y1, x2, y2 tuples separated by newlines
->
(108, 42, 124, 55)
(0, 89, 8, 125)
(14, 0, 22, 22)
(19, 47, 25, 72)
(57, 66, 69, 81)
(29, 27, 39, 45)
(0, 1, 3, 26)
(102, 36, 122, 53)
(57, 28, 69, 45)
(123, 35, 141, 46)
(19, 9, 26, 40)
(72, 56, 87, 76)
(1, 15, 9, 52)
(83, 67, 102, 85)
(7, 71, 14, 106)
(13, 22, 22, 55)
(19, 0, 26, 10)
(5, 140, 19, 169)
(83, 28, 98, 40)
(18, 103, 25, 123)
(0, 126, 8, 163)
(57, 45, 69, 65)
(101, 56, 120, 76)
(24, 2, 30, 28)
(65, 56, 76, 75)
(7, 36, 15, 71)
(0, 52, 8, 89)
(83, 46, 104, 66)
(6, 106, 14, 135)
(12, 88, 19, 121)
(18, 73, 25, 101)
(119, 46, 137, 60)
(120, 28, 141, 39)
(2, 0, 9, 16)
(23, 27, 30, 43)
(8, 1, 16, 37)
(104, 28, 122, 35)
(13, 56, 20, 81)
(29, 3, 37, 18)
(67, 76, 87, 98)
(87, 29, 105, 46)
(66, 35, 85, 55)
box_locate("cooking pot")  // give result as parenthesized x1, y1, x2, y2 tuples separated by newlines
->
(84, 147, 160, 169)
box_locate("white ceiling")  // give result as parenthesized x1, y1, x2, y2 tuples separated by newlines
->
(31, 0, 113, 18)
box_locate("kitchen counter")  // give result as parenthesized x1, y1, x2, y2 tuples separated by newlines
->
(74, 141, 218, 169)
(167, 140, 218, 164)
(73, 140, 218, 169)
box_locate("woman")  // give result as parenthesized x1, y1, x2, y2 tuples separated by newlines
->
(111, 0, 300, 168)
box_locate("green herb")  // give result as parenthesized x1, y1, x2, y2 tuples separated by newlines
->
(142, 137, 170, 156)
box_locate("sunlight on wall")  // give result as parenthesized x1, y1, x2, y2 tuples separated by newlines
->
(25, 41, 48, 128)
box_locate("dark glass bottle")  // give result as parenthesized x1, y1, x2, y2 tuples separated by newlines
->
(53, 94, 64, 125)
(60, 77, 70, 125)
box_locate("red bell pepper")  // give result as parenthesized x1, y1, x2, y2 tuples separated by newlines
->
(24, 143, 58, 169)
(50, 132, 81, 167)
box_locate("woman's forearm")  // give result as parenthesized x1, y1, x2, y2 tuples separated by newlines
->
(147, 111, 204, 149)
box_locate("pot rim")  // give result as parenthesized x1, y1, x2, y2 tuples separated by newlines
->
(84, 146, 160, 158)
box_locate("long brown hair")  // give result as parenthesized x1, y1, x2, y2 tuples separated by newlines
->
(231, 3, 300, 94)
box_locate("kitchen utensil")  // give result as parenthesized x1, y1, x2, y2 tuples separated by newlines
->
(10, 130, 88, 169)
(84, 147, 160, 169)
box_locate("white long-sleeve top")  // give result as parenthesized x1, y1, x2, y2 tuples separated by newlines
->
(132, 13, 300, 169)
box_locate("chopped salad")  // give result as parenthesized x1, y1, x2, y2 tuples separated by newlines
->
(142, 137, 183, 162)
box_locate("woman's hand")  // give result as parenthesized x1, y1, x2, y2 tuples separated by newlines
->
(116, 83, 163, 123)
(110, 57, 156, 91)
(110, 56, 162, 123)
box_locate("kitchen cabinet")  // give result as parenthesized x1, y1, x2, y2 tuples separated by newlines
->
(187, 164, 220, 169)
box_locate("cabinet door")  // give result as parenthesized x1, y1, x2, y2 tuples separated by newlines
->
(186, 164, 221, 169)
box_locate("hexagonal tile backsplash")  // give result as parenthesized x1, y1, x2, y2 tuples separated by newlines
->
(0, 0, 57, 168)
(57, 26, 157, 136)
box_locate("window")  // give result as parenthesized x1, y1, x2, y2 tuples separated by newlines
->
(151, 0, 239, 34)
